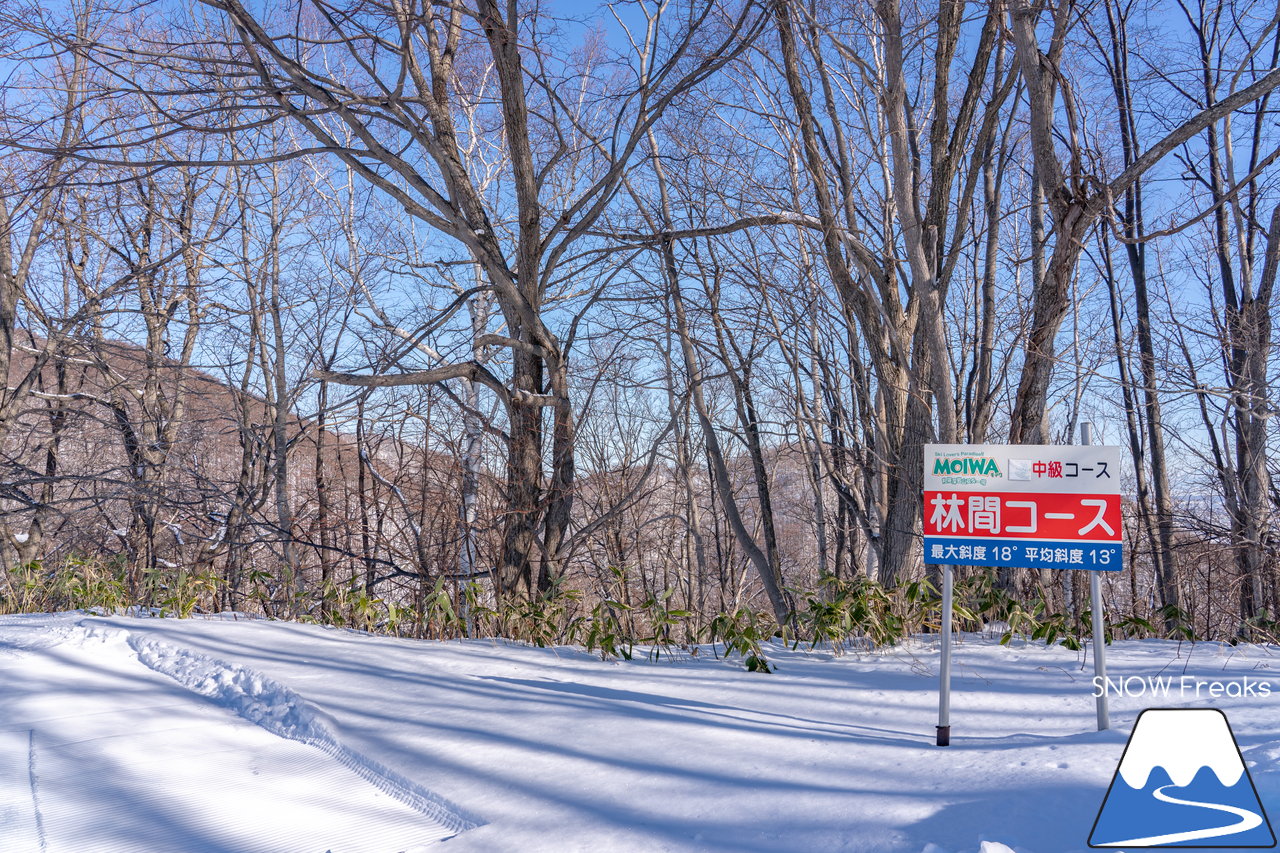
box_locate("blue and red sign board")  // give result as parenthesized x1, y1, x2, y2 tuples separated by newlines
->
(923, 444, 1123, 570)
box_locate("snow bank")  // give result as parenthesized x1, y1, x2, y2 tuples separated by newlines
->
(124, 629, 481, 836)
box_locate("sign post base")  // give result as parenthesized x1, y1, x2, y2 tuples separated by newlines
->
(936, 726, 951, 747)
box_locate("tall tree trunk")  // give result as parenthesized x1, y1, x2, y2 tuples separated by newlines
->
(1102, 0, 1182, 626)
(665, 244, 792, 626)
(1235, 206, 1280, 622)
(1101, 232, 1160, 622)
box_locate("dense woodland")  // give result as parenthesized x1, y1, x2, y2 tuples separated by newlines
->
(2, 0, 1279, 652)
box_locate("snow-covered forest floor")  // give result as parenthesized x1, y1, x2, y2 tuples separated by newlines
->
(2, 613, 1279, 853)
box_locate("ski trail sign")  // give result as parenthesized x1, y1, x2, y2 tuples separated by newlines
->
(923, 444, 1123, 570)
(925, 442, 1124, 744)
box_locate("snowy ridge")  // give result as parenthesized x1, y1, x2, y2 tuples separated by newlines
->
(27, 729, 47, 853)
(122, 629, 481, 836)
(0, 729, 45, 852)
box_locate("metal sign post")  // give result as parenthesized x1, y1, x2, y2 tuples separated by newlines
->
(924, 443, 1124, 745)
(1081, 423, 1110, 732)
(938, 563, 953, 746)
(1091, 570, 1109, 731)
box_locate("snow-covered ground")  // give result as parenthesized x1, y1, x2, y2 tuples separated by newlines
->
(2, 612, 1278, 853)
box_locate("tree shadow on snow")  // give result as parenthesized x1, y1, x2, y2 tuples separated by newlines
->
(905, 782, 1104, 853)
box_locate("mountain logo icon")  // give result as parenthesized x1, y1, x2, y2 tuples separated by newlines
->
(1090, 708, 1276, 847)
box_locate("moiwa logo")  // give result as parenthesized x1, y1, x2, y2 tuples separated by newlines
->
(931, 456, 1002, 477)
(1089, 708, 1276, 847)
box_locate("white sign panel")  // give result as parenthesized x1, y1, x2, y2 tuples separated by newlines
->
(923, 444, 1124, 570)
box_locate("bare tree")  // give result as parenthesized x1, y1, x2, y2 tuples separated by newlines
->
(1003, 0, 1280, 445)
(102, 0, 764, 602)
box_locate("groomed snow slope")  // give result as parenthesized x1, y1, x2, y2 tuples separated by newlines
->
(2, 613, 1279, 853)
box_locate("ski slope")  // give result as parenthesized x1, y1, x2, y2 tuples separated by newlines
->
(2, 612, 1279, 852)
